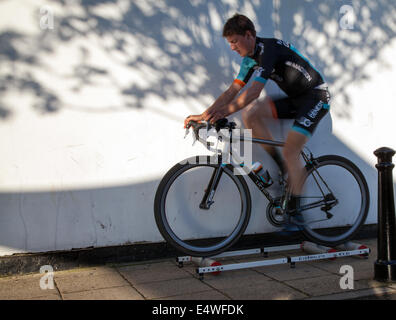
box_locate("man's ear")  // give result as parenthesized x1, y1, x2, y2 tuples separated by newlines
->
(245, 30, 255, 40)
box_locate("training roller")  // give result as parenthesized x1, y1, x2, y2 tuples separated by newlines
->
(191, 257, 222, 275)
(301, 241, 337, 260)
(336, 241, 369, 258)
(176, 242, 370, 280)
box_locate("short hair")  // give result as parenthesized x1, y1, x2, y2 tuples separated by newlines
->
(222, 13, 256, 38)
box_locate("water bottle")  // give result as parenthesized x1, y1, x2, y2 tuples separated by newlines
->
(252, 162, 273, 187)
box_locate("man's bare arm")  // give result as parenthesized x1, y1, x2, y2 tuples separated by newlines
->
(202, 82, 242, 117)
(184, 82, 242, 127)
(204, 81, 265, 123)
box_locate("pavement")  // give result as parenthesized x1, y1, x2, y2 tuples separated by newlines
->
(1, 238, 396, 301)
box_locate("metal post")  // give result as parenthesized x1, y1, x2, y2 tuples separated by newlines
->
(374, 147, 396, 282)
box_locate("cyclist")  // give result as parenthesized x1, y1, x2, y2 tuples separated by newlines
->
(184, 13, 330, 221)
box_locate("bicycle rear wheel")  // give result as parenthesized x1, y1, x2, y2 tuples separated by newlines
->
(300, 155, 369, 247)
(154, 156, 251, 257)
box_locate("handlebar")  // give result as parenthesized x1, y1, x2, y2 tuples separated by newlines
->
(186, 118, 236, 133)
(185, 118, 237, 151)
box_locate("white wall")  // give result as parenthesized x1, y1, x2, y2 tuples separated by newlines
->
(0, 0, 395, 256)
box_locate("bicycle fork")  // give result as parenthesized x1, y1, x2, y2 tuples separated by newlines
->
(199, 164, 225, 210)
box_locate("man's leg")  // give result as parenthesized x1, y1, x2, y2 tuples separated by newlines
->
(242, 97, 285, 173)
(282, 130, 309, 196)
(281, 130, 308, 230)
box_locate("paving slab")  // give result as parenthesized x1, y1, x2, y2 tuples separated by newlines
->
(23, 294, 62, 300)
(220, 279, 308, 300)
(201, 269, 272, 290)
(160, 289, 230, 300)
(0, 273, 61, 300)
(307, 286, 396, 300)
(254, 261, 331, 281)
(117, 260, 191, 285)
(354, 287, 396, 300)
(305, 257, 374, 279)
(132, 276, 213, 300)
(54, 266, 129, 294)
(284, 273, 375, 297)
(389, 283, 396, 290)
(62, 286, 144, 300)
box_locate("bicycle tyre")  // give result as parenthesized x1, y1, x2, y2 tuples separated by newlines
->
(154, 155, 252, 257)
(300, 155, 369, 247)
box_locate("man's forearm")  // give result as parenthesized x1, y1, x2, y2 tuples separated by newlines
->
(204, 86, 238, 116)
(222, 85, 261, 115)
(201, 81, 264, 123)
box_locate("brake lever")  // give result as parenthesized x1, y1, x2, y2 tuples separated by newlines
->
(183, 126, 197, 145)
(191, 134, 197, 146)
(185, 121, 211, 146)
(184, 127, 190, 139)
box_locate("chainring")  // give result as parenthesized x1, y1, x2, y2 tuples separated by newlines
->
(266, 198, 287, 227)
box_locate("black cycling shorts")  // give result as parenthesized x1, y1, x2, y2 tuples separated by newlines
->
(270, 89, 331, 137)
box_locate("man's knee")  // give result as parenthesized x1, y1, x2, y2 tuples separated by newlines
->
(282, 130, 309, 161)
(242, 99, 273, 126)
(282, 146, 298, 162)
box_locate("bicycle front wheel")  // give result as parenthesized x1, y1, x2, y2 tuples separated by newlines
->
(300, 155, 369, 247)
(154, 156, 251, 257)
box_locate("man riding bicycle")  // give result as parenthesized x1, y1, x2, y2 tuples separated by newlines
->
(184, 14, 330, 218)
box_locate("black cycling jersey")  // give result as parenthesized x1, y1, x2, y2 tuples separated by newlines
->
(234, 37, 326, 97)
(234, 37, 330, 137)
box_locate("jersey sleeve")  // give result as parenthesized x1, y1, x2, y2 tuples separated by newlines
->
(233, 57, 257, 87)
(253, 42, 277, 84)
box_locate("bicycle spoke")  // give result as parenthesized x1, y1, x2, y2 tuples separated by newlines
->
(154, 157, 251, 257)
(299, 155, 369, 246)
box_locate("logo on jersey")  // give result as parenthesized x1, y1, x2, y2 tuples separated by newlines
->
(285, 61, 312, 82)
(258, 43, 265, 55)
(308, 101, 324, 119)
(255, 67, 265, 77)
(277, 39, 290, 48)
(297, 117, 314, 127)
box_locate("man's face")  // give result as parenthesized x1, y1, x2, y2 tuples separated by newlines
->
(225, 31, 255, 57)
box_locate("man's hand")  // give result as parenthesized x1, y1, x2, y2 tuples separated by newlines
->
(202, 108, 227, 124)
(184, 114, 204, 128)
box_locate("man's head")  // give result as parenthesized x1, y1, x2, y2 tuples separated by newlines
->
(223, 14, 256, 57)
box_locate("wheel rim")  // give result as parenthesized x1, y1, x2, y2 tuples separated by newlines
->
(301, 159, 368, 244)
(159, 164, 249, 254)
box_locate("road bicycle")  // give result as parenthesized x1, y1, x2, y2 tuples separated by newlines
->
(154, 118, 369, 257)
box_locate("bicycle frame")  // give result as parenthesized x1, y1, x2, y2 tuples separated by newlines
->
(155, 122, 369, 255)
(193, 127, 336, 217)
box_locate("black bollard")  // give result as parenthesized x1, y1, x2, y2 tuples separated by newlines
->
(374, 147, 396, 282)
